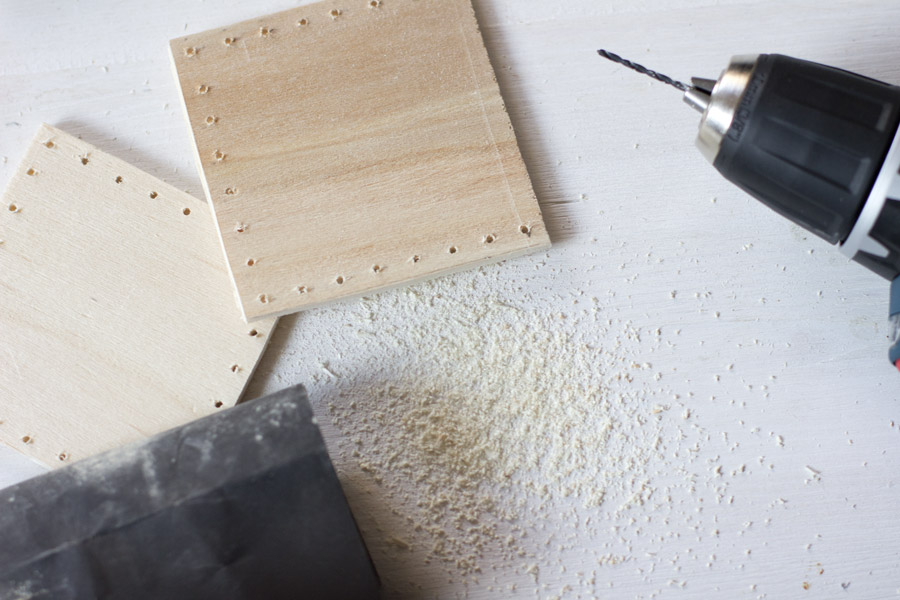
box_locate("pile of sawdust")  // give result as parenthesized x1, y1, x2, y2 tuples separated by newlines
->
(307, 266, 680, 584)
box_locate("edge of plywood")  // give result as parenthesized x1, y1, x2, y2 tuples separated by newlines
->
(168, 44, 250, 323)
(242, 242, 550, 321)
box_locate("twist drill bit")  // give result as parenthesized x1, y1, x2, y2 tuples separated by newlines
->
(597, 49, 690, 92)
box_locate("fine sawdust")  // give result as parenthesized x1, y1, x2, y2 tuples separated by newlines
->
(286, 264, 697, 593)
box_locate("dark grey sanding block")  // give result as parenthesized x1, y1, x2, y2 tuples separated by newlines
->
(0, 384, 379, 600)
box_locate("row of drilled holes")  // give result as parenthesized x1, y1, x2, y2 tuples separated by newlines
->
(183, 1, 383, 57)
(224, 320, 266, 402)
(109, 162, 195, 214)
(15, 147, 194, 216)
(9, 166, 42, 211)
(250, 225, 533, 305)
(16, 434, 69, 462)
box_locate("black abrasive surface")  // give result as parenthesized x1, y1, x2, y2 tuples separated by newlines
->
(0, 384, 378, 600)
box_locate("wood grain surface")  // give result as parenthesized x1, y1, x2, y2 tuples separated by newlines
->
(0, 125, 276, 468)
(169, 0, 550, 322)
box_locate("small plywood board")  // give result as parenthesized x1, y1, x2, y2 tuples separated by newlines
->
(0, 124, 277, 468)
(169, 0, 550, 322)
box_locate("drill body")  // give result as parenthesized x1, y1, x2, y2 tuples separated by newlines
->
(685, 54, 900, 366)
(687, 54, 900, 280)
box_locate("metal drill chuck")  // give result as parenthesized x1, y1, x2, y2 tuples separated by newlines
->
(685, 54, 900, 280)
(684, 55, 759, 163)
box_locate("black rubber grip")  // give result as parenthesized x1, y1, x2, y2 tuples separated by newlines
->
(713, 54, 900, 245)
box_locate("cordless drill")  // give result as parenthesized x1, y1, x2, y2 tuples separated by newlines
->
(599, 50, 900, 368)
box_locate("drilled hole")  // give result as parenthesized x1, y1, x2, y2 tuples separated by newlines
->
(369, 0, 381, 7)
(484, 234, 495, 244)
(21, 435, 31, 444)
(297, 18, 309, 26)
(230, 364, 239, 373)
(149, 191, 158, 199)
(519, 224, 531, 235)
(297, 285, 308, 294)
(249, 329, 259, 337)
(115, 176, 123, 184)
(259, 26, 271, 36)
(44, 140, 55, 148)
(214, 401, 224, 408)
(224, 37, 237, 46)
(184, 47, 197, 57)
(246, 258, 255, 266)
(214, 150, 226, 161)
(25, 168, 36, 176)
(58, 452, 69, 461)
(80, 156, 89, 165)
(197, 84, 209, 94)
(411, 255, 421, 263)
(206, 115, 218, 125)
(258, 293, 268, 303)
(225, 187, 237, 195)
(336, 276, 345, 285)
(183, 208, 191, 216)
(235, 223, 246, 233)
(372, 264, 382, 273)
(8, 204, 18, 212)
(448, 246, 457, 254)
(330, 8, 342, 19)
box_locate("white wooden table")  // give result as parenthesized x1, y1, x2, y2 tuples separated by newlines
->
(2, 1, 900, 598)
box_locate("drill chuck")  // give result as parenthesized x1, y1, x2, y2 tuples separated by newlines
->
(687, 54, 900, 280)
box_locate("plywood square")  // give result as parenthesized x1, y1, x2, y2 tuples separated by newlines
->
(0, 125, 277, 468)
(169, 0, 550, 322)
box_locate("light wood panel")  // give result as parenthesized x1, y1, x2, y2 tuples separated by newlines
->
(0, 124, 277, 468)
(169, 0, 550, 322)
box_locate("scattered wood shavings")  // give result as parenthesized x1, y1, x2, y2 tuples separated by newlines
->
(271, 265, 711, 595)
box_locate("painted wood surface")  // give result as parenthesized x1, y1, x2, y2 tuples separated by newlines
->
(2, 1, 900, 598)
(0, 125, 276, 467)
(170, 0, 550, 322)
